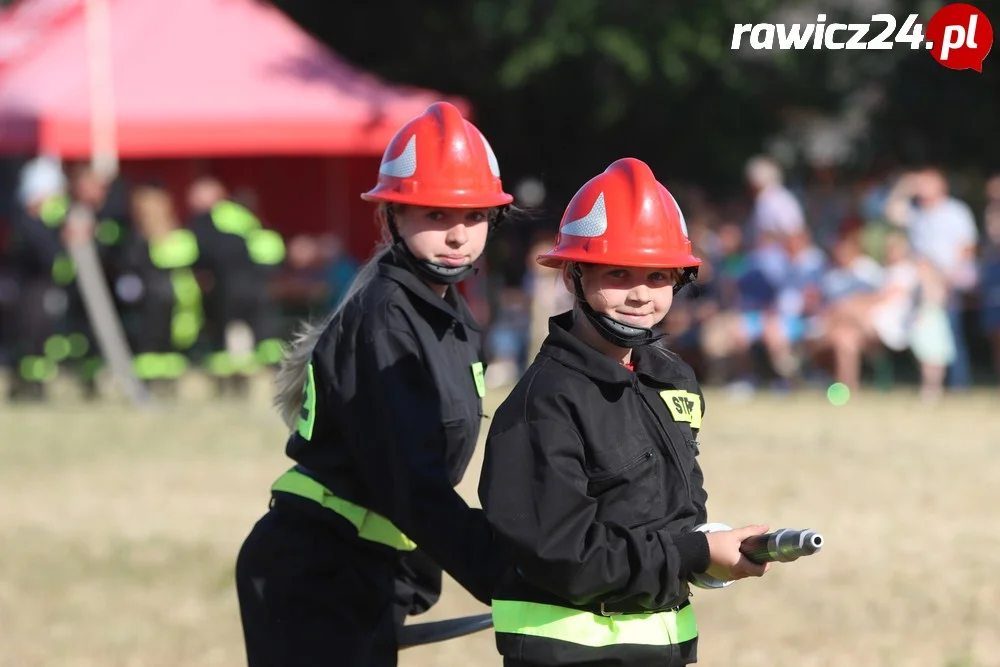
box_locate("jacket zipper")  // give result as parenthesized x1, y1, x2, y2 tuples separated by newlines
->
(631, 377, 692, 503)
(588, 448, 654, 482)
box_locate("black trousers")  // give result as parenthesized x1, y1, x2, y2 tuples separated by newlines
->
(13, 279, 56, 361)
(205, 271, 279, 354)
(235, 499, 442, 667)
(9, 278, 60, 398)
(132, 271, 176, 356)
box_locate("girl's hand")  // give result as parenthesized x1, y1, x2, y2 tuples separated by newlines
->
(704, 524, 772, 582)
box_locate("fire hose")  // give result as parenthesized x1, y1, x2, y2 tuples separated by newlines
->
(397, 613, 494, 649)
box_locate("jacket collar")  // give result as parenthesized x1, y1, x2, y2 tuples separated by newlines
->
(539, 311, 688, 386)
(377, 251, 482, 332)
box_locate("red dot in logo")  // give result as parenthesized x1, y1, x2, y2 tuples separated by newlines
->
(926, 3, 993, 72)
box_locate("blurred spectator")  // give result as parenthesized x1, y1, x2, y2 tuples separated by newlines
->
(63, 164, 131, 395)
(317, 233, 359, 310)
(816, 231, 918, 391)
(272, 233, 360, 318)
(186, 176, 287, 396)
(118, 184, 199, 395)
(485, 231, 566, 389)
(522, 231, 573, 376)
(187, 176, 228, 216)
(7, 156, 68, 401)
(698, 224, 823, 391)
(980, 174, 1000, 384)
(856, 160, 902, 263)
(803, 164, 852, 252)
(910, 257, 955, 403)
(819, 228, 883, 304)
(745, 155, 806, 248)
(885, 167, 979, 388)
(484, 287, 531, 389)
(272, 234, 328, 310)
(703, 221, 748, 309)
(4, 158, 128, 400)
(761, 228, 827, 381)
(661, 215, 717, 375)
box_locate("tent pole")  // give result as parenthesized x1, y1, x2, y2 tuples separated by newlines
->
(79, 0, 151, 406)
(84, 0, 119, 180)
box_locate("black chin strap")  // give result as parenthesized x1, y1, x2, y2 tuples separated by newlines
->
(569, 264, 666, 349)
(385, 204, 509, 286)
(390, 244, 476, 285)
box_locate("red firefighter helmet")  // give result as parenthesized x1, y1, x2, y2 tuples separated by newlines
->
(361, 101, 514, 209)
(538, 158, 701, 270)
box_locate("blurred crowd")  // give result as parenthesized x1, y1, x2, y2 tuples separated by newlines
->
(484, 158, 1000, 402)
(3, 153, 1000, 404)
(0, 157, 294, 402)
(663, 159, 1000, 402)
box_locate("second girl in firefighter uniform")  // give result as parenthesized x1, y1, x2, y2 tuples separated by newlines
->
(479, 158, 772, 667)
(235, 102, 512, 667)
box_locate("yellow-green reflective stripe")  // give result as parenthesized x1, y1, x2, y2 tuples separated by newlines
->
(471, 361, 486, 398)
(296, 362, 316, 439)
(52, 254, 75, 285)
(134, 352, 188, 379)
(256, 338, 284, 366)
(247, 229, 285, 265)
(171, 311, 201, 349)
(44, 335, 72, 361)
(206, 351, 237, 376)
(134, 353, 161, 379)
(491, 600, 697, 648)
(96, 219, 122, 245)
(205, 351, 258, 376)
(271, 470, 417, 551)
(68, 333, 89, 358)
(211, 201, 260, 237)
(159, 352, 188, 378)
(40, 195, 68, 227)
(19, 356, 57, 382)
(170, 268, 201, 307)
(151, 229, 199, 269)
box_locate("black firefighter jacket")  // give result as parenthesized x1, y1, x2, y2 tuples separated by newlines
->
(279, 250, 507, 606)
(479, 311, 712, 664)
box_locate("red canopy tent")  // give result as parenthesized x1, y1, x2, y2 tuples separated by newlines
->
(0, 0, 471, 259)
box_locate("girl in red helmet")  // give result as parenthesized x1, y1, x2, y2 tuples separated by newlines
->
(235, 102, 512, 667)
(479, 158, 772, 667)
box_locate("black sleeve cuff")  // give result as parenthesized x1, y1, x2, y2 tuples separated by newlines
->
(675, 530, 711, 577)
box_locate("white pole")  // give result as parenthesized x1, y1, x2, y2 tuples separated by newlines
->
(84, 0, 119, 179)
(77, 0, 150, 405)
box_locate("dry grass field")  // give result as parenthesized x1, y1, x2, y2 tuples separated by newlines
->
(2, 374, 999, 667)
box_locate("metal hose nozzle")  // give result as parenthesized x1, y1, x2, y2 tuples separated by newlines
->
(740, 529, 824, 564)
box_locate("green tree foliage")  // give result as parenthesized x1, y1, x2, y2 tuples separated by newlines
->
(270, 0, 1000, 199)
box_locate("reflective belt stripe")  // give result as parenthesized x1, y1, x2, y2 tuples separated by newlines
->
(204, 351, 258, 376)
(19, 356, 57, 382)
(134, 352, 188, 380)
(271, 469, 417, 551)
(491, 599, 697, 648)
(247, 229, 286, 265)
